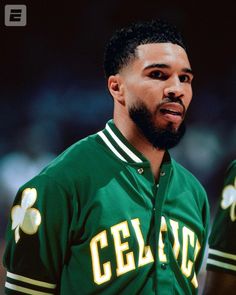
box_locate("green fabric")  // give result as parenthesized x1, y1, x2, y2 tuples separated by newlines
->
(3, 120, 209, 294)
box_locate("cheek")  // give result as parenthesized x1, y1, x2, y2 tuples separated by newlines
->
(184, 88, 193, 109)
(124, 84, 147, 105)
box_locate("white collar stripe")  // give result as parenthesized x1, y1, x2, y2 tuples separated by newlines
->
(106, 124, 142, 163)
(98, 131, 127, 162)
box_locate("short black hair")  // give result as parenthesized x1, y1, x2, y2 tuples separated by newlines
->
(104, 19, 187, 79)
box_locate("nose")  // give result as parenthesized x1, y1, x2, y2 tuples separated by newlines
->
(164, 76, 184, 99)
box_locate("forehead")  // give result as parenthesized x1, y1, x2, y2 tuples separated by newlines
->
(133, 43, 191, 69)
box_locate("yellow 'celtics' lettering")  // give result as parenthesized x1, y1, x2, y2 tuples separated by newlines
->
(131, 218, 154, 266)
(169, 219, 180, 259)
(181, 226, 195, 277)
(159, 216, 168, 262)
(111, 221, 135, 276)
(90, 217, 202, 287)
(90, 230, 111, 285)
(191, 239, 201, 288)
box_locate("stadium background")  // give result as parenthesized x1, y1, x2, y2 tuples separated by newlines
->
(0, 1, 235, 293)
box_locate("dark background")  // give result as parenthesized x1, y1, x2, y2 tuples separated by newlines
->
(0, 1, 235, 292)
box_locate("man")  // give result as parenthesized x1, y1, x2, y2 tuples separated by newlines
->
(3, 19, 209, 294)
(204, 160, 236, 295)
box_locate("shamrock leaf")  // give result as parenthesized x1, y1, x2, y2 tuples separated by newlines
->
(11, 188, 41, 243)
(221, 177, 236, 222)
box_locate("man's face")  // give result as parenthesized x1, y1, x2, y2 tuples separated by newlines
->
(119, 43, 193, 149)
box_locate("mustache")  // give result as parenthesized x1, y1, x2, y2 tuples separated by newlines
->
(161, 95, 184, 106)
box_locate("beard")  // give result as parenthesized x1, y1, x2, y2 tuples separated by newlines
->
(129, 101, 186, 150)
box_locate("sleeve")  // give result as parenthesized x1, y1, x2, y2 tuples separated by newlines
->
(3, 173, 76, 294)
(206, 161, 236, 275)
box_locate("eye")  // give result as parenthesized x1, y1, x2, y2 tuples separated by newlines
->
(179, 74, 192, 83)
(148, 71, 167, 80)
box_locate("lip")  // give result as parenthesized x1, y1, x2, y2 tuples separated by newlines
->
(159, 102, 184, 118)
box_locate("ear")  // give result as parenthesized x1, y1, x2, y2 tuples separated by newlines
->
(107, 75, 125, 105)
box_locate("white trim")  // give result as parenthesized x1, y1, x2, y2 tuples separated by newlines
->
(98, 131, 127, 162)
(7, 272, 56, 289)
(5, 282, 54, 295)
(106, 124, 142, 163)
(208, 249, 236, 260)
(207, 258, 236, 271)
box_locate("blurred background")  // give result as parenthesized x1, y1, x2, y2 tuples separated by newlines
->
(0, 0, 235, 293)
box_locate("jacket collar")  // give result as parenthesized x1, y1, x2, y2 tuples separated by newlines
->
(97, 120, 148, 163)
(98, 119, 171, 165)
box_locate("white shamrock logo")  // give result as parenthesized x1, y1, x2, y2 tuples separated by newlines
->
(221, 177, 236, 222)
(11, 188, 41, 243)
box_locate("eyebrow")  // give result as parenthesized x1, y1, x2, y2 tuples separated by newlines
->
(143, 63, 194, 76)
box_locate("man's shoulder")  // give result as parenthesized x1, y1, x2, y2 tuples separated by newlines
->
(44, 132, 102, 170)
(51, 133, 98, 162)
(171, 159, 206, 193)
(23, 133, 101, 185)
(171, 158, 197, 179)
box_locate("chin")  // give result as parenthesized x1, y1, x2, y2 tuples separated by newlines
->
(128, 102, 186, 149)
(155, 120, 180, 133)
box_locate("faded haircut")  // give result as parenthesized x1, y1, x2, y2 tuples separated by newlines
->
(104, 19, 187, 79)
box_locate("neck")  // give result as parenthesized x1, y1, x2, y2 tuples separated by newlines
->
(114, 112, 165, 182)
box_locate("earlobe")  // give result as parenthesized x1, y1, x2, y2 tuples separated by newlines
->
(108, 75, 125, 105)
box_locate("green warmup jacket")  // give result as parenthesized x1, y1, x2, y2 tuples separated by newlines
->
(3, 119, 210, 295)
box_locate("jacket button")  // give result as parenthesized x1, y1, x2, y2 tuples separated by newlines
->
(137, 168, 144, 174)
(161, 263, 167, 270)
